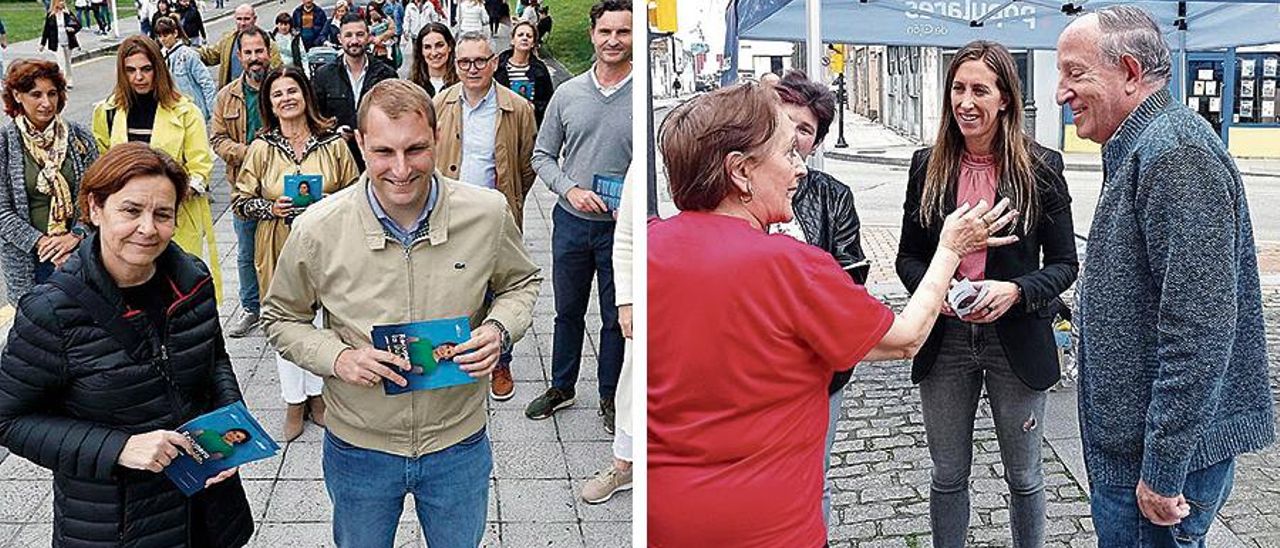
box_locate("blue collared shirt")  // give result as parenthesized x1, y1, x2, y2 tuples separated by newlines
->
(366, 176, 439, 247)
(458, 84, 499, 190)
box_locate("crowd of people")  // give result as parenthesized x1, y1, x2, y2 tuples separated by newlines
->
(0, 0, 635, 546)
(650, 5, 1273, 548)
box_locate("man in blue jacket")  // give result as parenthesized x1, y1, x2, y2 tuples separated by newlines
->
(1057, 6, 1275, 547)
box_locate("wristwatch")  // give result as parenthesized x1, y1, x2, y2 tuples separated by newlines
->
(483, 319, 512, 354)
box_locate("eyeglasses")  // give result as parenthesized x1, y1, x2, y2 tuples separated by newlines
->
(456, 55, 495, 71)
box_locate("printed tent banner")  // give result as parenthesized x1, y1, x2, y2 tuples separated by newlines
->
(724, 0, 1280, 83)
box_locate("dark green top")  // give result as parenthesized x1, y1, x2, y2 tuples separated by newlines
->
(23, 149, 76, 236)
(244, 80, 262, 142)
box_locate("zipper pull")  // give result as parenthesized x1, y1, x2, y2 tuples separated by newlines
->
(159, 344, 169, 362)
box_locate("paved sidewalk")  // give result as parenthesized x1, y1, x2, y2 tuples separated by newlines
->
(0, 169, 632, 547)
(4, 0, 276, 66)
(829, 225, 1280, 547)
(821, 112, 1280, 179)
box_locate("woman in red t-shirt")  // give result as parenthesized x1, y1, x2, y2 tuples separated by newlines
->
(648, 83, 1020, 548)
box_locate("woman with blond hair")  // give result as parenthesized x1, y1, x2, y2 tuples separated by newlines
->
(895, 40, 1077, 547)
(92, 35, 223, 303)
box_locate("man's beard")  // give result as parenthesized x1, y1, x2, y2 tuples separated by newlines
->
(246, 64, 267, 82)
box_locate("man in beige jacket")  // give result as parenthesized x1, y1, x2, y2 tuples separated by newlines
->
(262, 79, 542, 547)
(432, 31, 537, 402)
(210, 26, 272, 339)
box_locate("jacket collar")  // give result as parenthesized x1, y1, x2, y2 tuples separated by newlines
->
(442, 83, 521, 113)
(1102, 89, 1172, 170)
(61, 230, 210, 313)
(355, 172, 455, 249)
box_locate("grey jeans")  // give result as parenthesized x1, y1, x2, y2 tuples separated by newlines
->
(920, 318, 1047, 548)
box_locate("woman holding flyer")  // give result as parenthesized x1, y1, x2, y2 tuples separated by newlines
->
(0, 143, 253, 548)
(894, 41, 1077, 547)
(232, 65, 358, 442)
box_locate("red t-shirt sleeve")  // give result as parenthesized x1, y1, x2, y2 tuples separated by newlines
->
(783, 245, 895, 372)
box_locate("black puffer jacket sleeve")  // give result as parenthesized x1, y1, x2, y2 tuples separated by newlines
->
(208, 324, 243, 409)
(0, 292, 131, 481)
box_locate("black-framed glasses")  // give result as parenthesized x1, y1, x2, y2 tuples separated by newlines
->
(456, 55, 495, 71)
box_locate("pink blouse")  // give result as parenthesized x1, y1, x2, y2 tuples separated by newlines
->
(956, 152, 997, 281)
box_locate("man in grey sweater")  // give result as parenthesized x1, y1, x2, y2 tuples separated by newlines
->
(1057, 7, 1274, 546)
(525, 0, 632, 435)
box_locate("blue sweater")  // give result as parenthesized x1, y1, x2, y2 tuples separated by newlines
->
(1077, 89, 1274, 497)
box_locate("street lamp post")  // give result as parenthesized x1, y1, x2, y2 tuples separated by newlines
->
(834, 73, 848, 148)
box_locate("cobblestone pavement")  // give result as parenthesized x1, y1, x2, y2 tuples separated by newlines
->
(0, 167, 632, 547)
(834, 226, 1280, 547)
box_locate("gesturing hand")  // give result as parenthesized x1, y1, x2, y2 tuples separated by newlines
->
(334, 347, 411, 388)
(939, 198, 1019, 258)
(205, 466, 240, 488)
(117, 431, 197, 473)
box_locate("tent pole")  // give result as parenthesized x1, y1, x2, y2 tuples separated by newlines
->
(807, 0, 824, 169)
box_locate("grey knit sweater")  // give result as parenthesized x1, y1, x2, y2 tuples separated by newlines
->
(531, 70, 632, 222)
(1077, 89, 1274, 497)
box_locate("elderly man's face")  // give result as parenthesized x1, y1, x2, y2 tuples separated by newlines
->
(456, 40, 496, 96)
(1056, 17, 1136, 144)
(234, 6, 256, 32)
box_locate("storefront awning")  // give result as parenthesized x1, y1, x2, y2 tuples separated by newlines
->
(725, 0, 1280, 82)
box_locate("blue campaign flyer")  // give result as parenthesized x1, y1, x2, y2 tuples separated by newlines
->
(284, 174, 323, 209)
(592, 174, 624, 212)
(164, 401, 280, 496)
(512, 80, 535, 101)
(371, 316, 476, 395)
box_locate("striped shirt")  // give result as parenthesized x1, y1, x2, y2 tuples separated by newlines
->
(505, 60, 535, 101)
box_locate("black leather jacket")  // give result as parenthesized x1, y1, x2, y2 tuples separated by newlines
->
(790, 168, 869, 395)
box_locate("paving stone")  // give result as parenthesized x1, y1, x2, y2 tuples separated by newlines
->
(0, 480, 48, 523)
(492, 441, 569, 479)
(496, 479, 578, 523)
(581, 521, 632, 547)
(502, 522, 586, 548)
(487, 408, 561, 442)
(264, 480, 332, 523)
(0, 457, 50, 481)
(249, 523, 334, 547)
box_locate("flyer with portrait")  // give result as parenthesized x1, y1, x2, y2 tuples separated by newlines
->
(164, 402, 280, 496)
(1263, 80, 1277, 99)
(284, 174, 324, 209)
(1242, 59, 1256, 78)
(371, 316, 476, 395)
(1265, 57, 1279, 78)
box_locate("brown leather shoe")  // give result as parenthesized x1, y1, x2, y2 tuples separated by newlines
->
(306, 395, 326, 427)
(490, 364, 514, 401)
(283, 402, 305, 442)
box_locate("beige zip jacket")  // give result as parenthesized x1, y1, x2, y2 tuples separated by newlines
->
(262, 174, 542, 457)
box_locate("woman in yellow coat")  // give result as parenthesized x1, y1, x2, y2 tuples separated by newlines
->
(91, 35, 222, 302)
(232, 66, 358, 441)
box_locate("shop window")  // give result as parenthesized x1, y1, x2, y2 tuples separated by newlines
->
(1234, 53, 1280, 125)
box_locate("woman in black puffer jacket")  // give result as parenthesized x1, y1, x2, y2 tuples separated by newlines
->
(0, 143, 253, 548)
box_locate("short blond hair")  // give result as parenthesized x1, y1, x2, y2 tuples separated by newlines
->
(356, 79, 436, 132)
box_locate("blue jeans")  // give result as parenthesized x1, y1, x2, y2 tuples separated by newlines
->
(323, 428, 492, 548)
(1091, 458, 1236, 548)
(550, 205, 623, 400)
(233, 216, 259, 313)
